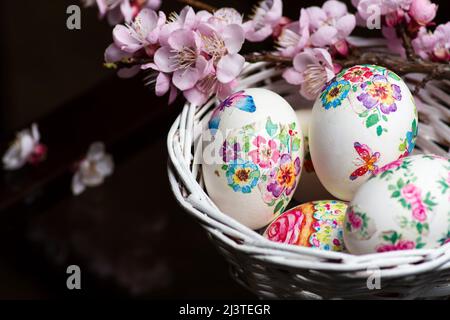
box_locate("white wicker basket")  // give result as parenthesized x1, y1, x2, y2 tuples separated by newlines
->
(167, 61, 450, 299)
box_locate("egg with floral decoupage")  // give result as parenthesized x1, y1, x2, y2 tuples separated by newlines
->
(309, 65, 418, 201)
(344, 154, 450, 255)
(202, 88, 304, 230)
(264, 200, 347, 251)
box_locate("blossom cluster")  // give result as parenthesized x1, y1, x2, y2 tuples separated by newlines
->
(98, 0, 446, 104)
(105, 6, 248, 105)
(83, 0, 161, 25)
(354, 0, 447, 62)
(277, 0, 356, 99)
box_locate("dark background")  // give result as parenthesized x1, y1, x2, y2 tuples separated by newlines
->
(0, 0, 448, 299)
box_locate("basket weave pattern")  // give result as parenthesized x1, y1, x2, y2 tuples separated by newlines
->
(167, 62, 450, 299)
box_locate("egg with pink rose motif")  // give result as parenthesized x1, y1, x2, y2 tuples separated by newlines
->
(309, 65, 418, 201)
(202, 88, 304, 230)
(344, 154, 450, 255)
(263, 200, 348, 251)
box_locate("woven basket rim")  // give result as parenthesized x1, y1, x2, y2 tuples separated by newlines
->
(167, 61, 450, 281)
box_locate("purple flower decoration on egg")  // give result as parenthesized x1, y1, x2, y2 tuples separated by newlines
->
(220, 140, 241, 163)
(266, 154, 301, 198)
(357, 74, 402, 115)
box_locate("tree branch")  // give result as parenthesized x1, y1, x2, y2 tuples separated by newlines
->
(397, 23, 419, 61)
(177, 0, 217, 12)
(244, 52, 450, 83)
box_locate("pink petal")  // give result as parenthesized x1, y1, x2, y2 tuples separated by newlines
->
(184, 87, 209, 106)
(154, 46, 176, 73)
(216, 54, 245, 83)
(306, 7, 327, 30)
(282, 68, 304, 85)
(172, 68, 199, 91)
(223, 24, 245, 54)
(314, 48, 334, 69)
(311, 25, 338, 47)
(323, 0, 348, 19)
(155, 72, 170, 96)
(336, 14, 356, 38)
(293, 51, 316, 73)
(266, 0, 283, 22)
(120, 0, 133, 23)
(104, 44, 130, 63)
(113, 25, 142, 53)
(245, 24, 273, 42)
(168, 29, 197, 51)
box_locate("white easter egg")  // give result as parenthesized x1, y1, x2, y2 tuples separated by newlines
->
(309, 65, 418, 201)
(202, 88, 304, 229)
(343, 154, 450, 255)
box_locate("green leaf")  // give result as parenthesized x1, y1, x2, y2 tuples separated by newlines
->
(417, 223, 423, 234)
(388, 71, 401, 81)
(359, 110, 369, 118)
(391, 191, 401, 198)
(376, 125, 383, 136)
(416, 243, 426, 249)
(397, 178, 405, 189)
(352, 85, 358, 92)
(292, 137, 301, 152)
(244, 137, 250, 153)
(366, 114, 380, 128)
(221, 165, 228, 171)
(382, 115, 388, 122)
(265, 118, 278, 137)
(274, 200, 284, 214)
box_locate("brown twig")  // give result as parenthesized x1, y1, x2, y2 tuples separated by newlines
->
(397, 23, 419, 61)
(244, 52, 450, 84)
(177, 0, 217, 12)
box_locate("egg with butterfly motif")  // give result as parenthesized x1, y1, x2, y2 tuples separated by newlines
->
(309, 65, 418, 201)
(202, 88, 304, 229)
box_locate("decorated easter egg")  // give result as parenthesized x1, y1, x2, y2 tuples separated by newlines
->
(294, 109, 333, 203)
(263, 200, 348, 251)
(343, 154, 450, 255)
(309, 65, 418, 201)
(202, 88, 304, 229)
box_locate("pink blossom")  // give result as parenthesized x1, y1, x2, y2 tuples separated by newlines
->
(306, 1, 356, 47)
(243, 0, 284, 42)
(248, 136, 280, 169)
(154, 29, 209, 91)
(265, 210, 304, 244)
(412, 23, 450, 61)
(282, 48, 335, 100)
(96, 0, 161, 25)
(402, 184, 421, 200)
(277, 9, 310, 58)
(409, 0, 437, 26)
(348, 211, 362, 229)
(159, 6, 211, 46)
(376, 240, 415, 253)
(412, 205, 427, 222)
(353, 0, 412, 22)
(141, 63, 179, 104)
(112, 8, 165, 53)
